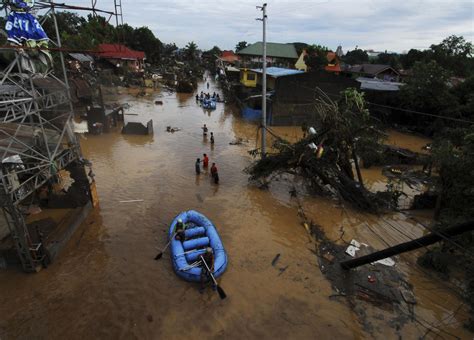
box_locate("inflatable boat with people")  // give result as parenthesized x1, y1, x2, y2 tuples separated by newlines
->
(169, 210, 227, 282)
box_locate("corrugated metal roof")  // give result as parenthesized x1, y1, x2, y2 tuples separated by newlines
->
(69, 53, 94, 63)
(252, 67, 304, 78)
(237, 42, 298, 59)
(356, 77, 403, 91)
(349, 64, 398, 76)
(95, 44, 145, 60)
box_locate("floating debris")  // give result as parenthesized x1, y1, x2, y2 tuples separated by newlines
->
(271, 253, 281, 266)
(166, 126, 181, 133)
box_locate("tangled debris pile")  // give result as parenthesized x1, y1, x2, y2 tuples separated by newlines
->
(246, 89, 393, 212)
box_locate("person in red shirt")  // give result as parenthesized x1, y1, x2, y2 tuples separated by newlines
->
(202, 153, 209, 168)
(210, 163, 219, 184)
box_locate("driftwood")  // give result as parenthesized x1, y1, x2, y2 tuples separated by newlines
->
(246, 134, 388, 212)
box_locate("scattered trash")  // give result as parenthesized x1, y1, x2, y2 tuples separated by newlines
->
(303, 222, 311, 234)
(372, 257, 396, 267)
(345, 239, 396, 267)
(119, 199, 144, 203)
(400, 287, 417, 305)
(124, 113, 139, 116)
(368, 275, 376, 283)
(154, 100, 163, 105)
(229, 137, 248, 145)
(308, 127, 317, 135)
(345, 239, 365, 257)
(166, 126, 181, 133)
(278, 265, 289, 276)
(271, 253, 281, 266)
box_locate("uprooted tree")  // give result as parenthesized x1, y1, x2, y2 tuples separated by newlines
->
(246, 88, 392, 212)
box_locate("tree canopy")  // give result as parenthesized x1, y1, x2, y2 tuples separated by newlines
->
(235, 41, 248, 52)
(343, 49, 369, 65)
(41, 12, 163, 64)
(399, 60, 459, 127)
(304, 44, 329, 71)
(399, 35, 473, 77)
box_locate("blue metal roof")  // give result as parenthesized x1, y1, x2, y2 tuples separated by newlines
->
(251, 67, 304, 78)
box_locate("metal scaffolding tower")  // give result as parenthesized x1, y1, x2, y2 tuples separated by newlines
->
(114, 0, 123, 28)
(0, 1, 113, 272)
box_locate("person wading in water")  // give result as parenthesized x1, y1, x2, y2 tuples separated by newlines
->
(200, 247, 215, 293)
(210, 162, 219, 184)
(195, 158, 201, 175)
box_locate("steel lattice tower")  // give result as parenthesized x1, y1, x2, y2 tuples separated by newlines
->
(0, 1, 115, 272)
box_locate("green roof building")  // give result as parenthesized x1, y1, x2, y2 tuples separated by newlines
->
(236, 42, 298, 68)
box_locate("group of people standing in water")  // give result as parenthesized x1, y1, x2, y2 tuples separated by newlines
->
(195, 124, 219, 184)
(196, 91, 220, 102)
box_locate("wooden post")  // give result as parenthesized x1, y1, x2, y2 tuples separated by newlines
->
(340, 221, 474, 269)
(352, 143, 364, 189)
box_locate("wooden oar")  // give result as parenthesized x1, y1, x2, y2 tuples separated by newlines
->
(200, 255, 227, 299)
(179, 260, 202, 271)
(175, 249, 205, 257)
(154, 232, 176, 260)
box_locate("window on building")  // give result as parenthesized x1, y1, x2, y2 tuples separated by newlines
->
(247, 73, 256, 81)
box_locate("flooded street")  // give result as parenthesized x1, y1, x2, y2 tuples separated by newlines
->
(0, 77, 471, 339)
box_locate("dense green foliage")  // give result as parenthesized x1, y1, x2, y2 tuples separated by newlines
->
(292, 42, 309, 56)
(399, 35, 474, 77)
(398, 60, 460, 127)
(41, 12, 163, 64)
(304, 44, 329, 71)
(343, 48, 369, 65)
(235, 41, 248, 52)
(375, 52, 401, 69)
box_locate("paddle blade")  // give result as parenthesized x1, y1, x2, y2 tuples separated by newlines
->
(154, 252, 163, 260)
(217, 285, 227, 299)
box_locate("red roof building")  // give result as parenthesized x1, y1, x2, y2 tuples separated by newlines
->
(324, 51, 341, 73)
(220, 50, 240, 64)
(95, 44, 145, 72)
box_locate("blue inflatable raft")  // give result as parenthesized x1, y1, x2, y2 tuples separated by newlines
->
(202, 98, 217, 110)
(169, 210, 227, 282)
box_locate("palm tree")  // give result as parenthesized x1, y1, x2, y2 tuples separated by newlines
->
(185, 41, 198, 60)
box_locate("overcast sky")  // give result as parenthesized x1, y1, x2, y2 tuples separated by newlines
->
(72, 0, 473, 53)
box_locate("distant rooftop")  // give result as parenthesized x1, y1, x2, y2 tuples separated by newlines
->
(237, 42, 298, 59)
(69, 53, 94, 63)
(96, 44, 145, 60)
(251, 67, 304, 78)
(348, 64, 399, 76)
(356, 77, 404, 91)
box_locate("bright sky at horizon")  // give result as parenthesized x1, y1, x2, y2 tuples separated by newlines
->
(71, 0, 473, 53)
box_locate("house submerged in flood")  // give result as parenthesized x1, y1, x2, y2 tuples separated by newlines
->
(236, 67, 359, 125)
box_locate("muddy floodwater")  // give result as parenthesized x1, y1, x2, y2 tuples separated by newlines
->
(0, 77, 471, 339)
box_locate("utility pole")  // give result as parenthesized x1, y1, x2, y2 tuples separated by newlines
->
(257, 3, 267, 158)
(340, 221, 474, 269)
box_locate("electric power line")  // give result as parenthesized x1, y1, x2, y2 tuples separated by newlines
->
(287, 81, 474, 124)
